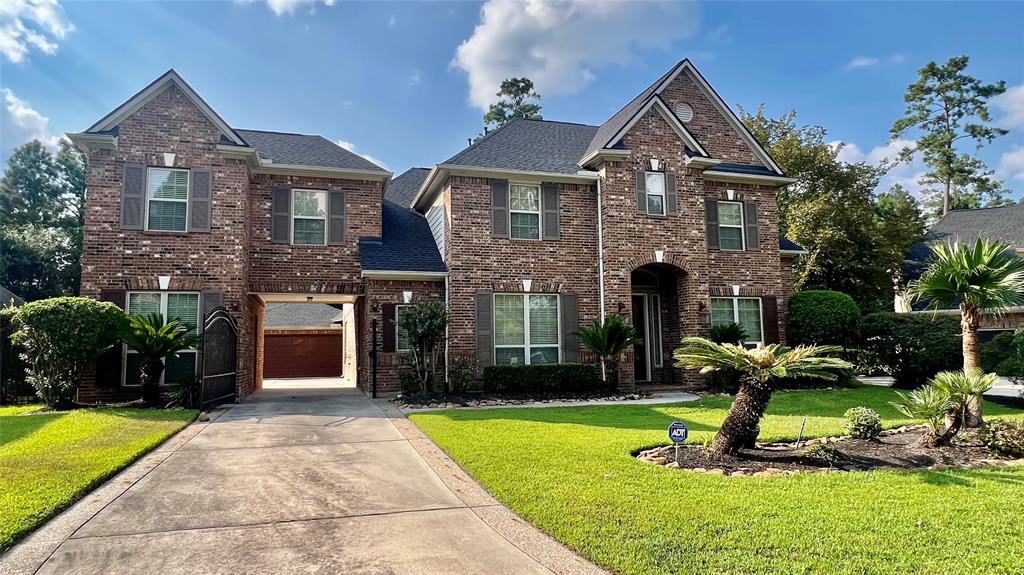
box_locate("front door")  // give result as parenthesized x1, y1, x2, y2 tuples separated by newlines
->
(632, 294, 649, 381)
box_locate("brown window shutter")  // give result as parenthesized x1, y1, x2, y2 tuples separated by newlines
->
(744, 201, 759, 251)
(96, 289, 127, 388)
(635, 170, 647, 214)
(560, 293, 579, 363)
(475, 292, 493, 366)
(271, 187, 290, 243)
(189, 168, 212, 232)
(762, 295, 779, 344)
(382, 303, 396, 353)
(490, 180, 509, 238)
(705, 198, 719, 249)
(666, 172, 678, 216)
(541, 183, 559, 240)
(121, 164, 145, 230)
(328, 190, 346, 245)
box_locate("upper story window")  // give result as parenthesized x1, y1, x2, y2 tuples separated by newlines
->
(710, 297, 763, 346)
(146, 168, 190, 232)
(124, 291, 200, 386)
(292, 189, 328, 245)
(494, 293, 559, 365)
(509, 184, 541, 240)
(645, 172, 666, 216)
(717, 201, 745, 250)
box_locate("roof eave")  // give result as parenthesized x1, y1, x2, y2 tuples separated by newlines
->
(360, 270, 449, 280)
(67, 132, 117, 153)
(701, 170, 797, 185)
(780, 249, 808, 256)
(412, 164, 600, 212)
(578, 148, 631, 169)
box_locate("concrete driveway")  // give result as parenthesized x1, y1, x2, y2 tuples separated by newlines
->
(2, 385, 603, 575)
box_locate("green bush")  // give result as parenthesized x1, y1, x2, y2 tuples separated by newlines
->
(803, 443, 845, 467)
(482, 363, 601, 394)
(843, 406, 882, 440)
(976, 419, 1024, 458)
(981, 331, 1024, 379)
(9, 297, 127, 407)
(788, 290, 861, 347)
(1, 305, 31, 403)
(859, 312, 962, 389)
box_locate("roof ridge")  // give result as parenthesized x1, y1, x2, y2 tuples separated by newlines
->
(234, 128, 319, 137)
(518, 118, 600, 128)
(946, 203, 1024, 213)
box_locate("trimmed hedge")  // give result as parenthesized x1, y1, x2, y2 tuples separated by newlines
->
(788, 290, 861, 347)
(482, 364, 601, 393)
(859, 312, 961, 389)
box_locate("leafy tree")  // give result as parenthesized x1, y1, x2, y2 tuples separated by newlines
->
(908, 239, 1024, 425)
(875, 184, 927, 288)
(394, 300, 448, 393)
(890, 56, 1009, 217)
(121, 313, 200, 405)
(576, 314, 640, 390)
(674, 338, 850, 457)
(478, 78, 542, 140)
(0, 225, 76, 301)
(917, 156, 1015, 219)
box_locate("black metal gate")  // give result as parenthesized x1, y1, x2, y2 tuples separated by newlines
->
(200, 306, 238, 409)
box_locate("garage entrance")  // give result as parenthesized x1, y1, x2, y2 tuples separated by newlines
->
(264, 330, 344, 378)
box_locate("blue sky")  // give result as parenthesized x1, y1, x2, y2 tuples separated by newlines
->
(2, 0, 1023, 200)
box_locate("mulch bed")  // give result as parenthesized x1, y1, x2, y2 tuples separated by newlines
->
(637, 426, 1024, 476)
(395, 390, 649, 409)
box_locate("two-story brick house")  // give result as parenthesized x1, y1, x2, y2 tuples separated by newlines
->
(69, 59, 802, 401)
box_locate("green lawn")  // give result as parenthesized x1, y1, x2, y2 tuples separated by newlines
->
(0, 406, 195, 551)
(411, 387, 1024, 575)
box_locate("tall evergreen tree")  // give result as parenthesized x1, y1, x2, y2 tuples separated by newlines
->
(477, 78, 542, 141)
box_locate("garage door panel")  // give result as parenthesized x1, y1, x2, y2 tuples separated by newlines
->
(264, 332, 344, 378)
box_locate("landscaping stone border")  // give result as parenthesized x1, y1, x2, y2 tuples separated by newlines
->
(400, 391, 699, 413)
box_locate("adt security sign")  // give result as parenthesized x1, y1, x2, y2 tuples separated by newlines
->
(668, 421, 689, 444)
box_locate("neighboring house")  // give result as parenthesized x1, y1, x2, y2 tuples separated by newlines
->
(263, 303, 348, 379)
(900, 204, 1024, 336)
(0, 285, 25, 308)
(69, 60, 801, 400)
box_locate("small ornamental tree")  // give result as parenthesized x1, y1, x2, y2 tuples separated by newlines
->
(394, 301, 448, 394)
(9, 297, 127, 407)
(121, 313, 199, 405)
(576, 315, 640, 390)
(892, 370, 997, 447)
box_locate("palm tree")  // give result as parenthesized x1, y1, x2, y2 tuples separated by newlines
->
(674, 338, 851, 458)
(892, 370, 997, 447)
(121, 313, 199, 405)
(908, 238, 1024, 426)
(576, 315, 641, 390)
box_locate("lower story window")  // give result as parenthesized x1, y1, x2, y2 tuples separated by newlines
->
(396, 304, 411, 352)
(710, 297, 763, 346)
(494, 293, 559, 365)
(124, 291, 200, 386)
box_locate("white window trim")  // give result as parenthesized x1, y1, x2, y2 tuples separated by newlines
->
(396, 304, 410, 352)
(493, 293, 561, 365)
(123, 291, 201, 387)
(508, 183, 542, 241)
(645, 171, 666, 216)
(718, 200, 745, 251)
(651, 294, 664, 368)
(711, 296, 763, 346)
(290, 188, 328, 246)
(144, 167, 190, 232)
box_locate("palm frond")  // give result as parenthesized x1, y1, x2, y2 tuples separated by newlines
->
(909, 238, 1024, 312)
(673, 337, 850, 383)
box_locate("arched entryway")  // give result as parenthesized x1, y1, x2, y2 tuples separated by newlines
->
(630, 263, 688, 385)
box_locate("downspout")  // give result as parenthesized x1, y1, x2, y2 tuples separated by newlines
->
(596, 175, 607, 381)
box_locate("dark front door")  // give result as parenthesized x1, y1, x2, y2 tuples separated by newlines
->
(632, 295, 648, 381)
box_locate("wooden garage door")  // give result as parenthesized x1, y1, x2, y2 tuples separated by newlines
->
(264, 331, 344, 378)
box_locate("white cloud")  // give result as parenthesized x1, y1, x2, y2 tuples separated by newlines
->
(993, 84, 1024, 129)
(407, 69, 422, 87)
(2, 87, 61, 149)
(707, 23, 731, 42)
(235, 0, 333, 16)
(829, 140, 864, 164)
(388, 15, 397, 28)
(829, 138, 915, 166)
(335, 140, 388, 170)
(0, 0, 74, 63)
(844, 54, 906, 70)
(452, 0, 699, 110)
(997, 146, 1024, 182)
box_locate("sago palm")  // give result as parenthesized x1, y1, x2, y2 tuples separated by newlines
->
(674, 337, 851, 457)
(121, 313, 199, 405)
(892, 369, 997, 447)
(576, 314, 641, 390)
(908, 238, 1024, 425)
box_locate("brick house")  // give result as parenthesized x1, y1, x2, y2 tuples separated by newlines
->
(68, 60, 803, 401)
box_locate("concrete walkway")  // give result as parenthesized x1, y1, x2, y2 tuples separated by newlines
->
(1, 385, 605, 575)
(858, 375, 1023, 399)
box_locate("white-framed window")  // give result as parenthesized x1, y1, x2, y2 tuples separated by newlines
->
(146, 167, 190, 232)
(710, 297, 763, 346)
(717, 201, 745, 250)
(124, 291, 200, 386)
(291, 189, 328, 245)
(645, 172, 666, 216)
(509, 183, 541, 240)
(651, 294, 664, 368)
(494, 293, 559, 365)
(396, 304, 411, 352)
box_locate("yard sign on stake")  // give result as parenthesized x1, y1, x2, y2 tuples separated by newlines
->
(668, 421, 688, 465)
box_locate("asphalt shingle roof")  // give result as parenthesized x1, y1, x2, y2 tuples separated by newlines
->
(779, 237, 804, 252)
(264, 303, 343, 328)
(0, 285, 24, 307)
(385, 167, 431, 206)
(360, 199, 447, 273)
(443, 119, 599, 175)
(234, 129, 388, 173)
(905, 204, 1024, 281)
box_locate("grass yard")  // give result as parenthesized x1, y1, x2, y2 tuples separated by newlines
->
(0, 405, 195, 551)
(411, 386, 1024, 575)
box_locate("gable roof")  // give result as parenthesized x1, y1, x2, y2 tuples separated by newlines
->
(85, 69, 246, 146)
(0, 285, 24, 307)
(235, 130, 387, 173)
(904, 204, 1024, 281)
(359, 200, 447, 274)
(443, 118, 599, 175)
(385, 167, 431, 206)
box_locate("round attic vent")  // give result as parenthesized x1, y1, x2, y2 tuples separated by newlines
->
(674, 102, 694, 123)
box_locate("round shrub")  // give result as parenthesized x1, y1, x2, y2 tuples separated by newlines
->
(843, 406, 882, 440)
(788, 290, 861, 347)
(976, 419, 1024, 458)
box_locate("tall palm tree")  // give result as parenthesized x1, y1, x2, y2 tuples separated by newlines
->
(908, 238, 1024, 426)
(121, 313, 199, 405)
(576, 315, 641, 390)
(674, 338, 851, 458)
